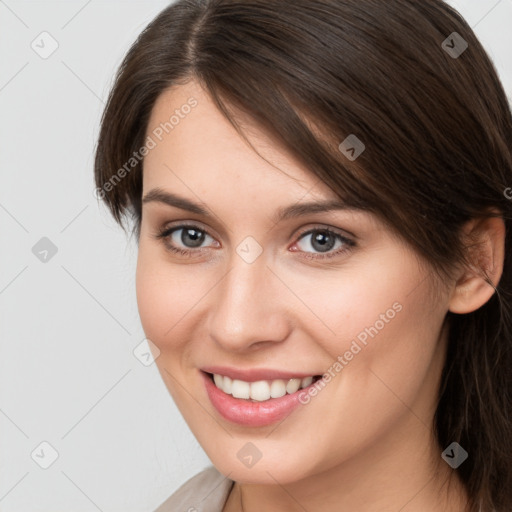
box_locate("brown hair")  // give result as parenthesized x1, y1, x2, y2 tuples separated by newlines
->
(94, 1, 512, 510)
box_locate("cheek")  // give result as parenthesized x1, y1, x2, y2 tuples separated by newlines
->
(135, 243, 213, 350)
(287, 254, 446, 408)
(276, 252, 411, 350)
(319, 279, 446, 434)
(136, 244, 175, 344)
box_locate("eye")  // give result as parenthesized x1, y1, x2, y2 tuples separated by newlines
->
(154, 223, 218, 257)
(291, 226, 355, 260)
(154, 223, 355, 260)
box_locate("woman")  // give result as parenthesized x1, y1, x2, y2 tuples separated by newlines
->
(94, 0, 512, 510)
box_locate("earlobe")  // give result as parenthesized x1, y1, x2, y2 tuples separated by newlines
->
(448, 214, 505, 315)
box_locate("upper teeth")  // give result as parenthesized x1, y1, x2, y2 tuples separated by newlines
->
(212, 374, 315, 402)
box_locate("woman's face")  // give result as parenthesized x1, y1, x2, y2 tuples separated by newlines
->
(136, 78, 452, 484)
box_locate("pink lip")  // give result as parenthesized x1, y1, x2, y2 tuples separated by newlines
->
(201, 371, 316, 427)
(201, 365, 319, 382)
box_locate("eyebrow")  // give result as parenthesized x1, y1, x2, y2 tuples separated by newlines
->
(141, 187, 357, 223)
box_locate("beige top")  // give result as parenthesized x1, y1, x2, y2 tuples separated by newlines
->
(153, 465, 235, 512)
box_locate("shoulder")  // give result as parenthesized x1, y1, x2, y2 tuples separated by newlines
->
(153, 465, 235, 512)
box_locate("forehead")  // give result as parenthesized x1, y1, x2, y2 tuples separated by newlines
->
(142, 79, 341, 206)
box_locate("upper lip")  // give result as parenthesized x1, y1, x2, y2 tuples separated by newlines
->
(201, 366, 321, 382)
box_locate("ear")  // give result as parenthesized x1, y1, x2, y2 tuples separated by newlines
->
(448, 213, 505, 314)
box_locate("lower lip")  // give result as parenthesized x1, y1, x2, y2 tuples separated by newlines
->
(202, 371, 314, 427)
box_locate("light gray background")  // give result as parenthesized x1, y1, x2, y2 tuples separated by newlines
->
(1, 1, 511, 511)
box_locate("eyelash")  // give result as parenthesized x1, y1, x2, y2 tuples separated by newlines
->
(154, 223, 356, 260)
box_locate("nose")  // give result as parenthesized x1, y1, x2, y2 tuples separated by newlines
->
(207, 250, 292, 352)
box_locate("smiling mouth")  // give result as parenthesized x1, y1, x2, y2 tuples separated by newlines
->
(205, 372, 323, 402)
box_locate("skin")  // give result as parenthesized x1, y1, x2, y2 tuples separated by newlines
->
(136, 78, 504, 512)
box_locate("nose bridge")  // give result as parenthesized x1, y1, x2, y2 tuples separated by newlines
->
(208, 247, 289, 350)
